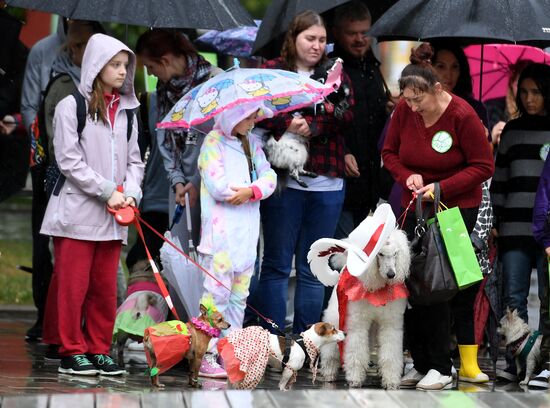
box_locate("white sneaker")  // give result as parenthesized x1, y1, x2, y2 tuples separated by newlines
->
(416, 369, 453, 390)
(400, 367, 425, 387)
(528, 369, 550, 389)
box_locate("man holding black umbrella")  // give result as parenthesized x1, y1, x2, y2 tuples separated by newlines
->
(330, 1, 390, 236)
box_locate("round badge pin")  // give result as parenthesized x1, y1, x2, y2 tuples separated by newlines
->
(431, 131, 453, 153)
(540, 143, 550, 161)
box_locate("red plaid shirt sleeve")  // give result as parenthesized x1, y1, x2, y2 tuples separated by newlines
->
(258, 58, 353, 178)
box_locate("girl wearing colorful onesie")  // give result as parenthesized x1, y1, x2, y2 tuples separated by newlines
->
(197, 102, 276, 369)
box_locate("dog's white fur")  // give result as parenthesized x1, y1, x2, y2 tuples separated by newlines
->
(264, 131, 316, 187)
(498, 308, 542, 385)
(320, 228, 411, 389)
(267, 322, 345, 390)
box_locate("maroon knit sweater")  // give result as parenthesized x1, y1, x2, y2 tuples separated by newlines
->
(382, 95, 494, 209)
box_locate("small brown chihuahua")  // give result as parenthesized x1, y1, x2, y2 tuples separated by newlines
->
(144, 301, 230, 388)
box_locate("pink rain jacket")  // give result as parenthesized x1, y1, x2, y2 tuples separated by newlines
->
(40, 34, 144, 244)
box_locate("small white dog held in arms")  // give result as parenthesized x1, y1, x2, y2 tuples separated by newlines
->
(308, 204, 411, 389)
(498, 308, 542, 385)
(263, 58, 345, 188)
(264, 130, 316, 188)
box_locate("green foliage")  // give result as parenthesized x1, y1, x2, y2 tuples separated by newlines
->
(0, 240, 33, 305)
(240, 0, 271, 19)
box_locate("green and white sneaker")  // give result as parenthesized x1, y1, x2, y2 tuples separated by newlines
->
(58, 354, 99, 376)
(88, 354, 126, 376)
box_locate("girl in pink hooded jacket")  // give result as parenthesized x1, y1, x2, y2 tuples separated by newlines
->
(40, 34, 144, 376)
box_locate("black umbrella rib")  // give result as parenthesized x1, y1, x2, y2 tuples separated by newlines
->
(212, 0, 240, 28)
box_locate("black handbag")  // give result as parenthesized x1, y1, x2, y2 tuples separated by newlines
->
(406, 183, 458, 305)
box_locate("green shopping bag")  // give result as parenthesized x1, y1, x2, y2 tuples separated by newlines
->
(436, 206, 483, 289)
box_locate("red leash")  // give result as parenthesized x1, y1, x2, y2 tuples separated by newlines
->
(125, 207, 283, 333)
(396, 193, 417, 230)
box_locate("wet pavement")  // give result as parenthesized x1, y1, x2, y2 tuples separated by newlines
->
(1, 317, 549, 407)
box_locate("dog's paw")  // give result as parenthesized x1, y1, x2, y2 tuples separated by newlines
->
(519, 379, 528, 386)
(383, 382, 400, 390)
(319, 372, 338, 382)
(348, 380, 363, 388)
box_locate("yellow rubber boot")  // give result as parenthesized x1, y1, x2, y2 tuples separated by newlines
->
(458, 344, 489, 383)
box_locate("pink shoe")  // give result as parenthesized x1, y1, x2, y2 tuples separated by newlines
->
(199, 353, 227, 379)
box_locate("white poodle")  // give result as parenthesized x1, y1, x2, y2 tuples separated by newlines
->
(318, 228, 411, 389)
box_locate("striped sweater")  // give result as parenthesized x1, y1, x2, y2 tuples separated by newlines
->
(491, 115, 550, 251)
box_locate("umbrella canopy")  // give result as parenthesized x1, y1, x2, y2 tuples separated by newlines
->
(368, 0, 550, 47)
(195, 20, 261, 58)
(251, 0, 397, 57)
(157, 61, 342, 133)
(464, 44, 550, 102)
(5, 0, 255, 30)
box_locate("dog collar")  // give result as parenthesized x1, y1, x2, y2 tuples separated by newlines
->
(517, 330, 541, 360)
(190, 317, 221, 338)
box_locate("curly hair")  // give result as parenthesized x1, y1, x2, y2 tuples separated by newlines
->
(280, 10, 327, 72)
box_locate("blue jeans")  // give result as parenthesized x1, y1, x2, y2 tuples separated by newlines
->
(256, 187, 344, 333)
(501, 247, 546, 325)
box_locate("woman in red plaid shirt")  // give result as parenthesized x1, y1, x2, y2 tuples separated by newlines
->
(252, 10, 354, 335)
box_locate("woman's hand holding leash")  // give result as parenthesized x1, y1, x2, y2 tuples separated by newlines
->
(226, 186, 253, 206)
(406, 174, 424, 192)
(416, 183, 436, 201)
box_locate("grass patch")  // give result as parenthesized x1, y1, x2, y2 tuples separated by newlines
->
(0, 240, 33, 304)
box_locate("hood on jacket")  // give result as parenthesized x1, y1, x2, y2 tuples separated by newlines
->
(213, 101, 272, 138)
(79, 33, 138, 107)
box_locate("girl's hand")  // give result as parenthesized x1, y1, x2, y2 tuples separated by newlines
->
(416, 183, 435, 201)
(107, 190, 126, 210)
(225, 186, 253, 206)
(287, 116, 311, 137)
(175, 183, 199, 207)
(123, 196, 136, 207)
(405, 174, 424, 191)
(545, 247, 550, 257)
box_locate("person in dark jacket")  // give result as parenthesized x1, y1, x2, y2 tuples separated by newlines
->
(330, 1, 389, 235)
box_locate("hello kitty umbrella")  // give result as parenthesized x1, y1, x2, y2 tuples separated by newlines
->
(157, 60, 343, 133)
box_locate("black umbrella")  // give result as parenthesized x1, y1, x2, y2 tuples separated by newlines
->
(368, 0, 550, 47)
(5, 0, 254, 30)
(252, 0, 397, 58)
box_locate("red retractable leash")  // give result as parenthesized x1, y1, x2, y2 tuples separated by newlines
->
(108, 198, 282, 334)
(108, 186, 180, 320)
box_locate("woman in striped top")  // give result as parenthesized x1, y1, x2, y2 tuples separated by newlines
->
(490, 63, 550, 382)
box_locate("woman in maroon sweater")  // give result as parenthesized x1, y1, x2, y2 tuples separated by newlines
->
(382, 44, 494, 390)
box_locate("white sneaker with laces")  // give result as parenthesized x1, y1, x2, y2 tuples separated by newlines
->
(400, 367, 425, 387)
(416, 369, 453, 390)
(528, 369, 550, 389)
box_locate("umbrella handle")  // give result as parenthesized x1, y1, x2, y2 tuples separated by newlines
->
(184, 192, 195, 254)
(185, 192, 192, 233)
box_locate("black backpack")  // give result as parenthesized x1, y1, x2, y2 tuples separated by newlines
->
(46, 89, 134, 197)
